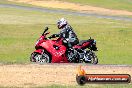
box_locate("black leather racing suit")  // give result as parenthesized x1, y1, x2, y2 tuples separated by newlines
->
(51, 25, 79, 48)
(51, 25, 79, 62)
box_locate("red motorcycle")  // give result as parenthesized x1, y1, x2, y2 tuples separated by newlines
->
(30, 27, 98, 64)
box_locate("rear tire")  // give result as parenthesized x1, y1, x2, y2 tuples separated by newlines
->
(90, 53, 98, 64)
(84, 51, 98, 64)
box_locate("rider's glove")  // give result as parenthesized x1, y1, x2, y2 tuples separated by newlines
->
(48, 34, 55, 39)
(50, 34, 59, 38)
(51, 34, 56, 38)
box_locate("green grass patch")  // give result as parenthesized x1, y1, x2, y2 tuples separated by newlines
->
(0, 84, 132, 88)
(0, 0, 14, 4)
(0, 6, 132, 64)
(28, 84, 132, 88)
(59, 0, 132, 12)
(0, 0, 37, 7)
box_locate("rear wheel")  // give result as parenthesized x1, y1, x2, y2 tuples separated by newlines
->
(90, 52, 98, 64)
(84, 51, 98, 64)
(30, 52, 51, 63)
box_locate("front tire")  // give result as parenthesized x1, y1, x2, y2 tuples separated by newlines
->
(30, 52, 51, 63)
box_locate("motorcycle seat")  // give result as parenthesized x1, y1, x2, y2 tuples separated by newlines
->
(77, 40, 88, 46)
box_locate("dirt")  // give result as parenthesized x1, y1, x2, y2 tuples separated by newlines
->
(8, 0, 132, 16)
(0, 64, 131, 87)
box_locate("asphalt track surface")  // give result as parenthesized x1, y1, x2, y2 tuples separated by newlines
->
(0, 4, 132, 21)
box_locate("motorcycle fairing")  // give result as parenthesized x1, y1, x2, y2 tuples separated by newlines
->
(39, 40, 68, 62)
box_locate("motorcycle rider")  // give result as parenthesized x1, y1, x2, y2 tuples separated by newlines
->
(50, 18, 79, 62)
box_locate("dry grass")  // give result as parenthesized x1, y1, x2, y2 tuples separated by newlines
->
(8, 0, 132, 16)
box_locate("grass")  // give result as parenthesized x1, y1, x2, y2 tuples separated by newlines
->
(0, 2, 132, 64)
(5, 84, 130, 88)
(0, 0, 14, 4)
(41, 84, 132, 88)
(59, 0, 132, 12)
(0, 84, 132, 88)
(0, 0, 36, 7)
(1, 0, 132, 13)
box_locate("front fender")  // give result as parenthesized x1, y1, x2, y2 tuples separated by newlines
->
(34, 49, 43, 54)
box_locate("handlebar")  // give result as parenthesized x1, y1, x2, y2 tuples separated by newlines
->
(41, 27, 59, 40)
(42, 27, 49, 36)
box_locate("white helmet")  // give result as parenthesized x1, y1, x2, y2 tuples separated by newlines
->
(57, 18, 68, 29)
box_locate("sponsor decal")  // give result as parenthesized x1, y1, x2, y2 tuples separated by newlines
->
(76, 66, 131, 85)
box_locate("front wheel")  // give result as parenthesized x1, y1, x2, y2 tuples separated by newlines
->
(30, 52, 51, 63)
(84, 51, 98, 64)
